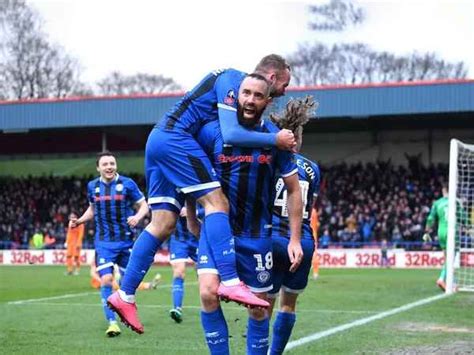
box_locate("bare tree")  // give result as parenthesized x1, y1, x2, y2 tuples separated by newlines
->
(308, 0, 364, 31)
(0, 0, 85, 99)
(288, 41, 468, 86)
(291, 1, 469, 85)
(97, 72, 182, 95)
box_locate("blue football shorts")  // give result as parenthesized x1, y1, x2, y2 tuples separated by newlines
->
(145, 128, 220, 213)
(169, 236, 199, 264)
(95, 243, 133, 277)
(268, 237, 315, 297)
(197, 232, 273, 293)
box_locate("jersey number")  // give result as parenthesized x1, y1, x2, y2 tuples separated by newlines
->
(253, 252, 273, 271)
(274, 179, 310, 219)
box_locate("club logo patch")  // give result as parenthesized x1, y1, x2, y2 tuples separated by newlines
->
(115, 184, 123, 192)
(224, 90, 235, 105)
(257, 271, 270, 284)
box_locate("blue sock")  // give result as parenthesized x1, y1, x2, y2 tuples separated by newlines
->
(100, 285, 115, 322)
(200, 307, 229, 355)
(247, 317, 270, 355)
(172, 277, 184, 309)
(204, 212, 239, 284)
(270, 312, 296, 355)
(120, 230, 163, 295)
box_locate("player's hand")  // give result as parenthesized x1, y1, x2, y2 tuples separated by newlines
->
(422, 233, 432, 242)
(69, 217, 78, 228)
(287, 240, 303, 273)
(127, 215, 140, 227)
(276, 129, 297, 151)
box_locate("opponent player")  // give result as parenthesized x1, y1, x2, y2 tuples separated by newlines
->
(70, 151, 149, 337)
(310, 206, 320, 279)
(108, 55, 296, 334)
(65, 211, 84, 275)
(195, 74, 303, 355)
(267, 96, 320, 355)
(168, 206, 198, 323)
(422, 184, 469, 291)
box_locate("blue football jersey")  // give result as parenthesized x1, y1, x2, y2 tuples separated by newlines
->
(87, 174, 145, 246)
(272, 154, 320, 240)
(197, 120, 297, 238)
(158, 68, 245, 134)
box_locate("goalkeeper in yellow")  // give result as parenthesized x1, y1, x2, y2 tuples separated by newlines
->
(424, 184, 467, 291)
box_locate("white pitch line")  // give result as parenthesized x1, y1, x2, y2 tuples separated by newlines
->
(7, 291, 97, 305)
(6, 281, 198, 305)
(285, 293, 449, 351)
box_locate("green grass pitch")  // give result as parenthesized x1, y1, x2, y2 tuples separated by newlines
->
(1, 266, 473, 354)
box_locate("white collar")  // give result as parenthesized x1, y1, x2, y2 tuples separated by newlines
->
(100, 173, 120, 184)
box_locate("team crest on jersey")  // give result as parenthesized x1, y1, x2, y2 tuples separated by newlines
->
(115, 184, 123, 192)
(224, 90, 235, 105)
(95, 187, 100, 193)
(257, 271, 270, 284)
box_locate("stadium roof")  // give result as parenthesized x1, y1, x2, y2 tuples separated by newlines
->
(1, 79, 473, 132)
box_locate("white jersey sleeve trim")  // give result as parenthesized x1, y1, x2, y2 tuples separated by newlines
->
(217, 103, 237, 112)
(281, 168, 298, 178)
(134, 196, 146, 204)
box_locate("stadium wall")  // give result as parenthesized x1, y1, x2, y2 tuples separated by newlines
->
(2, 248, 464, 269)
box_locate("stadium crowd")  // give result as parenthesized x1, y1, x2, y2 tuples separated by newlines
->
(316, 160, 448, 249)
(0, 161, 448, 250)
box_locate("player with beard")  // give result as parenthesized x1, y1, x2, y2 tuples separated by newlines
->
(108, 55, 296, 334)
(193, 74, 303, 355)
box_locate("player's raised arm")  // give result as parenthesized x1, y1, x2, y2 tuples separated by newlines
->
(218, 103, 296, 150)
(216, 55, 296, 150)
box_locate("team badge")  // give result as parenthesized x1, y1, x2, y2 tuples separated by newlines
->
(95, 187, 100, 193)
(257, 271, 270, 283)
(115, 184, 123, 192)
(224, 90, 235, 105)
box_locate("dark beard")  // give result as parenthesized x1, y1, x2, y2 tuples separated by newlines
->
(237, 104, 261, 128)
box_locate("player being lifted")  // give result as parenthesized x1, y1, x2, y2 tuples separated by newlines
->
(108, 54, 296, 334)
(70, 152, 149, 337)
(268, 96, 320, 354)
(193, 74, 303, 355)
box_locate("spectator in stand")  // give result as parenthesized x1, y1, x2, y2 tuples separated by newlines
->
(0, 161, 449, 251)
(319, 229, 331, 249)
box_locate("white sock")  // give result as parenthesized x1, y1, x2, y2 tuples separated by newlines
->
(221, 278, 240, 287)
(118, 289, 136, 303)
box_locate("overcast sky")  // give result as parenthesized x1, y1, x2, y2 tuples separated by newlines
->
(28, 0, 474, 90)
